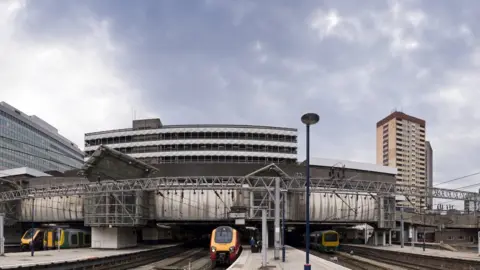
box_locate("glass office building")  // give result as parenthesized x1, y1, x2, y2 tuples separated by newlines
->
(0, 102, 84, 172)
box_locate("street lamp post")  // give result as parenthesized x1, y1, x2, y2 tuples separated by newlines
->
(28, 195, 34, 257)
(301, 113, 320, 270)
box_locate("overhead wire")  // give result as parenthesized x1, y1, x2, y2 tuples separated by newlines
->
(433, 171, 480, 187)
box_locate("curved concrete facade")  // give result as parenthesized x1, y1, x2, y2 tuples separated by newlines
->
(18, 191, 376, 223)
(20, 196, 84, 222)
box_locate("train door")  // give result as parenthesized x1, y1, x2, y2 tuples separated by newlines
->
(85, 233, 91, 247)
(71, 232, 78, 248)
(47, 230, 54, 248)
(79, 232, 84, 247)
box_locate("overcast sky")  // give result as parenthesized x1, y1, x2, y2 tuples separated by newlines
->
(2, 0, 479, 207)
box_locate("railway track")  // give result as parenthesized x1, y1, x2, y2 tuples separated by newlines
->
(306, 247, 444, 270)
(343, 248, 445, 270)
(304, 248, 386, 270)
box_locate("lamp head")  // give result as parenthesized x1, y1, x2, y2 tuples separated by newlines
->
(301, 113, 320, 125)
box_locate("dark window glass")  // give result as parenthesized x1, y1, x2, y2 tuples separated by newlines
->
(215, 227, 233, 243)
(324, 233, 338, 242)
(71, 234, 78, 245)
(85, 234, 91, 244)
(23, 228, 36, 239)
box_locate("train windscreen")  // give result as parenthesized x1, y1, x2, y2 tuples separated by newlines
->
(23, 228, 36, 239)
(215, 227, 233, 243)
(324, 233, 338, 242)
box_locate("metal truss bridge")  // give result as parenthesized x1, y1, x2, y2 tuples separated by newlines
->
(0, 176, 477, 202)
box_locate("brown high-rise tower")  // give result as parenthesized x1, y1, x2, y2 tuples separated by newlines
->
(376, 111, 427, 210)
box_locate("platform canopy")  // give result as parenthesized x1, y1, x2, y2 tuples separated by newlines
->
(80, 145, 160, 182)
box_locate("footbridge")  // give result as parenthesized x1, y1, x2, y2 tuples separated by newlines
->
(1, 146, 479, 248)
(1, 175, 478, 227)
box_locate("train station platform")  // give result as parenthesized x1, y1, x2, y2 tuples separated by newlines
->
(344, 244, 480, 261)
(227, 246, 350, 270)
(343, 244, 480, 269)
(0, 244, 179, 269)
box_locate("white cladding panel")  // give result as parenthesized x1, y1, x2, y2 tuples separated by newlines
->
(154, 190, 235, 220)
(84, 139, 297, 151)
(20, 196, 84, 222)
(84, 151, 297, 162)
(288, 192, 376, 221)
(310, 157, 397, 175)
(85, 127, 297, 140)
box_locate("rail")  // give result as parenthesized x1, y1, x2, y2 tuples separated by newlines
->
(341, 244, 480, 270)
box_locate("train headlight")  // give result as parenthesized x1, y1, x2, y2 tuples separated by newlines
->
(229, 246, 235, 253)
(211, 246, 216, 253)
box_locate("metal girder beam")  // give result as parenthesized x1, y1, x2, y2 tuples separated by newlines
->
(0, 176, 476, 202)
(396, 185, 480, 201)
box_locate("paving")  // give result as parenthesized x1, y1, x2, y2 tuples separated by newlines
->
(227, 246, 351, 270)
(0, 244, 179, 269)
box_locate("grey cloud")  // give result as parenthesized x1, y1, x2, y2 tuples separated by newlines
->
(17, 0, 480, 199)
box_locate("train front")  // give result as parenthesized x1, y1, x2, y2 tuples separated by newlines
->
(322, 230, 340, 252)
(210, 226, 240, 266)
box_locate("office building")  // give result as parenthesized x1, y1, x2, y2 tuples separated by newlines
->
(376, 111, 427, 210)
(84, 118, 298, 164)
(0, 102, 84, 172)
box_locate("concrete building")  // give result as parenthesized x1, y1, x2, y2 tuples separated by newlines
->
(426, 141, 433, 209)
(376, 111, 427, 210)
(84, 118, 298, 165)
(0, 102, 84, 172)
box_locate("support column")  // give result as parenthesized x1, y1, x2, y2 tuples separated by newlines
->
(411, 226, 415, 247)
(382, 231, 386, 246)
(250, 193, 254, 218)
(400, 207, 404, 248)
(388, 230, 392, 246)
(374, 231, 378, 246)
(274, 177, 280, 260)
(0, 214, 4, 256)
(364, 224, 368, 245)
(262, 209, 268, 267)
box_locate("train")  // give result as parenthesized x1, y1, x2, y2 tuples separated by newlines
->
(43, 228, 91, 249)
(21, 228, 91, 251)
(210, 226, 242, 267)
(310, 230, 340, 253)
(20, 228, 44, 251)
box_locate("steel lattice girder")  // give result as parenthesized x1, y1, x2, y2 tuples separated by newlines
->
(0, 176, 477, 202)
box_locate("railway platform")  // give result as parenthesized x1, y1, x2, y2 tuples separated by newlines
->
(227, 245, 351, 270)
(343, 244, 480, 269)
(0, 244, 179, 269)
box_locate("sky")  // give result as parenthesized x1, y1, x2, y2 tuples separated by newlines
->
(1, 0, 479, 208)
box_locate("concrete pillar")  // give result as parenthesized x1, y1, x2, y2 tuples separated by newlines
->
(374, 231, 378, 246)
(411, 226, 416, 247)
(250, 192, 254, 218)
(382, 231, 386, 246)
(0, 214, 4, 256)
(91, 227, 137, 249)
(262, 209, 267, 266)
(274, 177, 280, 260)
(388, 230, 392, 246)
